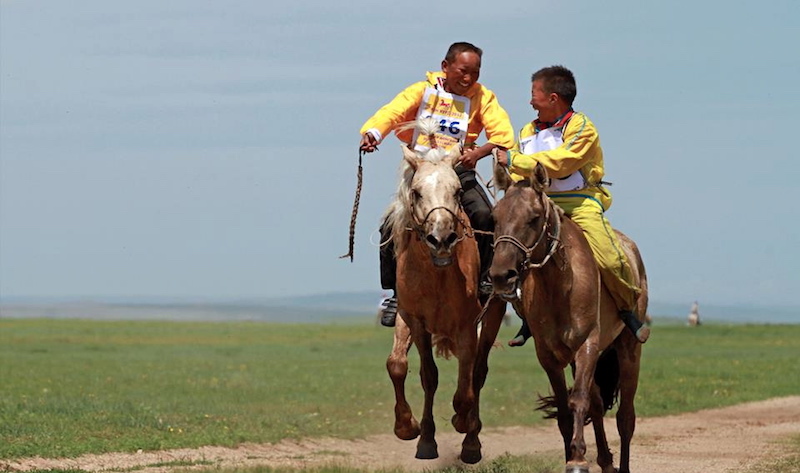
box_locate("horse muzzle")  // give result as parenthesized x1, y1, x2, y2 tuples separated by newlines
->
(424, 229, 458, 267)
(489, 268, 522, 301)
(432, 255, 453, 267)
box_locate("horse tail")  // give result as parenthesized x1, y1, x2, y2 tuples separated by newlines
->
(594, 347, 620, 411)
(432, 335, 455, 359)
(535, 348, 619, 421)
(535, 393, 559, 420)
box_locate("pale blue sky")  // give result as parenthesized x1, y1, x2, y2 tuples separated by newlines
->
(1, 1, 798, 308)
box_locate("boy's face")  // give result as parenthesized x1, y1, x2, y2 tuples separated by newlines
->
(530, 79, 558, 122)
(441, 51, 481, 96)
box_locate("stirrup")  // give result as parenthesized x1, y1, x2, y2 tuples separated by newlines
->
(380, 297, 398, 327)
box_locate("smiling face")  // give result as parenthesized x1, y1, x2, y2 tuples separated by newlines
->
(530, 79, 559, 123)
(441, 51, 481, 96)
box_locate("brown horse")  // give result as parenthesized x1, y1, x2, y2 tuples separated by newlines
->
(384, 122, 507, 464)
(489, 163, 648, 473)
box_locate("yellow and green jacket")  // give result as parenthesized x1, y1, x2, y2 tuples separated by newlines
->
(360, 71, 515, 149)
(508, 111, 612, 210)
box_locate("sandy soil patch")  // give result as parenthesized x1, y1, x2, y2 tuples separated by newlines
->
(3, 396, 799, 473)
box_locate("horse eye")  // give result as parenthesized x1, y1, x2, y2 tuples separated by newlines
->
(412, 189, 421, 199)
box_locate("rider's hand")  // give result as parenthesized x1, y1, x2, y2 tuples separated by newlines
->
(359, 132, 379, 153)
(458, 149, 480, 169)
(495, 148, 509, 167)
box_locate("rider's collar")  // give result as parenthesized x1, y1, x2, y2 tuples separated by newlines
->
(534, 109, 574, 132)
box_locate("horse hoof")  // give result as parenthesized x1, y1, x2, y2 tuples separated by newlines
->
(460, 448, 482, 464)
(415, 441, 438, 460)
(564, 464, 590, 473)
(394, 418, 420, 440)
(394, 425, 420, 441)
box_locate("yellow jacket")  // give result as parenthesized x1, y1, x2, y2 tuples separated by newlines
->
(360, 71, 515, 149)
(508, 112, 612, 209)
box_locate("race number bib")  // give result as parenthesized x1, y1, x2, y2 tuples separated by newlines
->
(519, 127, 563, 154)
(519, 126, 586, 192)
(412, 87, 470, 153)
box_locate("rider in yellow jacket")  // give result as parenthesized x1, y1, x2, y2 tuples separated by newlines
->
(359, 42, 514, 328)
(360, 70, 514, 152)
(502, 65, 649, 344)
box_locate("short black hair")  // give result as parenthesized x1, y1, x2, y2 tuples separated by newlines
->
(445, 42, 483, 62)
(531, 65, 577, 106)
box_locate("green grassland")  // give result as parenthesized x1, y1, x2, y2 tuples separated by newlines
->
(1, 318, 799, 460)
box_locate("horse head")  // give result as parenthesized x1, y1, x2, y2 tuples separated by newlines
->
(489, 162, 560, 299)
(398, 144, 464, 266)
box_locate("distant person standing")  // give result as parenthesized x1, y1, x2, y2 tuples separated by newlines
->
(688, 300, 701, 326)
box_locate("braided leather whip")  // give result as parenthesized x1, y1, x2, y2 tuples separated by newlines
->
(340, 150, 364, 262)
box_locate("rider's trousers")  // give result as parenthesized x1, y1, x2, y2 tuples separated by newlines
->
(552, 194, 641, 312)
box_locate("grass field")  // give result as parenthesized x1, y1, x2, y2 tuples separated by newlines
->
(1, 318, 799, 460)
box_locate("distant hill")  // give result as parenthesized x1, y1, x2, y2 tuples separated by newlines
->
(1, 292, 797, 324)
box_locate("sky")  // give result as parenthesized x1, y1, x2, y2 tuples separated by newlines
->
(1, 0, 798, 308)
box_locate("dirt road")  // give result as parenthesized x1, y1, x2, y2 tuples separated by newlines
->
(4, 396, 799, 473)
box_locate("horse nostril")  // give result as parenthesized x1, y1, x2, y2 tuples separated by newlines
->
(506, 269, 519, 284)
(426, 234, 440, 248)
(443, 232, 458, 248)
(491, 268, 518, 286)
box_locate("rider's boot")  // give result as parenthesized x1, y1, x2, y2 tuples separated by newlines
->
(508, 318, 532, 347)
(619, 310, 650, 343)
(379, 292, 398, 327)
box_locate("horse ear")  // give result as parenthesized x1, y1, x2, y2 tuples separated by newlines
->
(444, 148, 460, 168)
(402, 146, 420, 170)
(530, 162, 549, 192)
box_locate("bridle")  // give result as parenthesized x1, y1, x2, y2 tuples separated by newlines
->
(407, 183, 472, 245)
(475, 191, 563, 322)
(493, 192, 562, 273)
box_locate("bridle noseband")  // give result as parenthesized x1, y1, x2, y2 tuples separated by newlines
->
(407, 183, 472, 245)
(494, 194, 562, 274)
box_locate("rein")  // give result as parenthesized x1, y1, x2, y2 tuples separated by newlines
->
(493, 194, 562, 272)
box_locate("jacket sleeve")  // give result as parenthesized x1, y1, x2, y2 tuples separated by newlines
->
(359, 82, 426, 140)
(509, 114, 597, 178)
(478, 91, 515, 149)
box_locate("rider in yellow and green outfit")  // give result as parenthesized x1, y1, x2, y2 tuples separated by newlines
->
(500, 65, 649, 344)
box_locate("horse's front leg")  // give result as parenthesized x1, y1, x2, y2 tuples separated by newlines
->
(451, 328, 480, 463)
(589, 383, 616, 473)
(414, 329, 439, 459)
(386, 313, 419, 440)
(451, 329, 478, 434)
(538, 351, 573, 462)
(459, 299, 507, 464)
(473, 298, 507, 393)
(615, 335, 643, 473)
(565, 340, 602, 473)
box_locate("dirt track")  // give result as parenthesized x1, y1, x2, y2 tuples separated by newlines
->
(3, 396, 799, 473)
